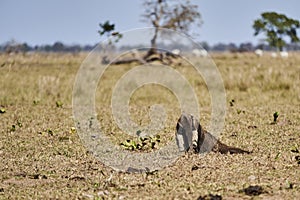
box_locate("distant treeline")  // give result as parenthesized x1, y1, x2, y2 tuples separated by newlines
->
(1, 40, 300, 53)
(0, 41, 97, 53)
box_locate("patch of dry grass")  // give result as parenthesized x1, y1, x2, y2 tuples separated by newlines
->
(0, 52, 299, 199)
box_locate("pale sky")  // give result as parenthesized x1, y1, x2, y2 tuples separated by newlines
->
(0, 0, 299, 46)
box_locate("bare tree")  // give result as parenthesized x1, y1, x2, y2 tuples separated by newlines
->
(141, 0, 202, 58)
(98, 1, 202, 65)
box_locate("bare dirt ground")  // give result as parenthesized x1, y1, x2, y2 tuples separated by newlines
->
(0, 52, 299, 199)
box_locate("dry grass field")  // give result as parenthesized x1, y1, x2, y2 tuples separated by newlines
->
(0, 52, 300, 199)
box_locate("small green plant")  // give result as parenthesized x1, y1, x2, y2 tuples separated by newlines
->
(285, 180, 294, 189)
(290, 145, 299, 153)
(47, 129, 54, 136)
(10, 124, 16, 132)
(236, 109, 245, 114)
(8, 120, 22, 132)
(275, 152, 281, 160)
(121, 139, 139, 150)
(58, 136, 69, 142)
(69, 127, 76, 134)
(17, 120, 22, 128)
(273, 112, 279, 123)
(33, 99, 40, 105)
(38, 128, 54, 136)
(229, 99, 235, 107)
(290, 144, 300, 164)
(0, 108, 6, 114)
(120, 135, 161, 151)
(56, 100, 63, 108)
(295, 156, 300, 165)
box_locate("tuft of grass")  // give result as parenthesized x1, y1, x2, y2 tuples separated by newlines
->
(120, 135, 161, 151)
(0, 107, 5, 113)
(10, 124, 16, 132)
(38, 128, 55, 136)
(273, 112, 279, 123)
(56, 100, 63, 108)
(33, 99, 40, 105)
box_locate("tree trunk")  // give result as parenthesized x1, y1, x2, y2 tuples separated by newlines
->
(144, 27, 159, 59)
